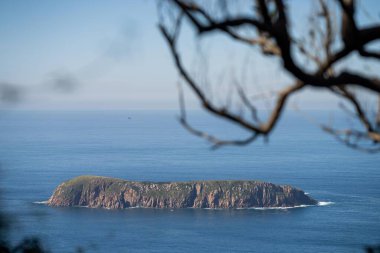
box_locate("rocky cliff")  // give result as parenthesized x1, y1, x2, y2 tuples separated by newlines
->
(47, 176, 317, 209)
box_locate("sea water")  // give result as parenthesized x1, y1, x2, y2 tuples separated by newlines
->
(0, 110, 379, 252)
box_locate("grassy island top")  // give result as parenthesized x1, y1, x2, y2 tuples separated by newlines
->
(61, 175, 268, 186)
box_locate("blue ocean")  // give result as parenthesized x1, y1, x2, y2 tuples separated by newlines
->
(0, 110, 379, 252)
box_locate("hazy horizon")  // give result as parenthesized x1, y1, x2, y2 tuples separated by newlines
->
(1, 0, 379, 111)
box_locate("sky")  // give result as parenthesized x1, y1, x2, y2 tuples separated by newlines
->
(0, 0, 379, 110)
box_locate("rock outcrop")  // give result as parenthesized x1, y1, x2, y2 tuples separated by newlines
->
(47, 175, 317, 209)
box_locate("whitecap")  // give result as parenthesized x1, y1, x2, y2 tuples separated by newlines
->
(76, 205, 90, 208)
(249, 204, 314, 210)
(318, 201, 334, 206)
(33, 201, 48, 205)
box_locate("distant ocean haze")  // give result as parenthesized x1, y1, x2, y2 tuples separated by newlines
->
(0, 110, 379, 253)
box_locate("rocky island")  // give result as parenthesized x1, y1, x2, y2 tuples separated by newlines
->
(47, 175, 317, 209)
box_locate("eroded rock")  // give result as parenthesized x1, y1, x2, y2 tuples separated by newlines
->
(47, 176, 317, 209)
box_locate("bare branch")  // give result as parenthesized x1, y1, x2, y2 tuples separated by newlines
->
(180, 116, 259, 149)
(236, 85, 260, 123)
(322, 126, 380, 153)
(161, 22, 304, 135)
(294, 39, 322, 66)
(172, 0, 269, 33)
(358, 49, 380, 59)
(160, 24, 262, 133)
(319, 0, 333, 60)
(177, 80, 258, 149)
(171, 0, 281, 55)
(159, 0, 380, 151)
(331, 87, 372, 130)
(261, 82, 304, 134)
(329, 86, 380, 144)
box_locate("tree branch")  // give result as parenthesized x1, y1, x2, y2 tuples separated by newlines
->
(159, 0, 380, 151)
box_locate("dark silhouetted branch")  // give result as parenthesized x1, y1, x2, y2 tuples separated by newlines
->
(159, 0, 380, 151)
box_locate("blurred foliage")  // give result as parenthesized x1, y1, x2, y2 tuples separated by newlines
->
(0, 238, 48, 253)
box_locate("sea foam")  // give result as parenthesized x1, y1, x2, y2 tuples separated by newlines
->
(249, 204, 313, 210)
(33, 200, 48, 205)
(317, 201, 334, 206)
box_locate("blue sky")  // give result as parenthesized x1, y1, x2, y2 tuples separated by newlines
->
(0, 0, 379, 110)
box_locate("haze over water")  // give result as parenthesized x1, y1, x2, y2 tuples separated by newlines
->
(0, 110, 379, 252)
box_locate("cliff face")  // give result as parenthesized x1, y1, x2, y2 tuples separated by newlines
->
(47, 176, 317, 209)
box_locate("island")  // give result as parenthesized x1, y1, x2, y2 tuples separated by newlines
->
(47, 175, 318, 209)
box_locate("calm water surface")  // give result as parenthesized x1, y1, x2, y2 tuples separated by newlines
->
(0, 110, 379, 252)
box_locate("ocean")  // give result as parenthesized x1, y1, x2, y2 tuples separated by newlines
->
(0, 110, 379, 252)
